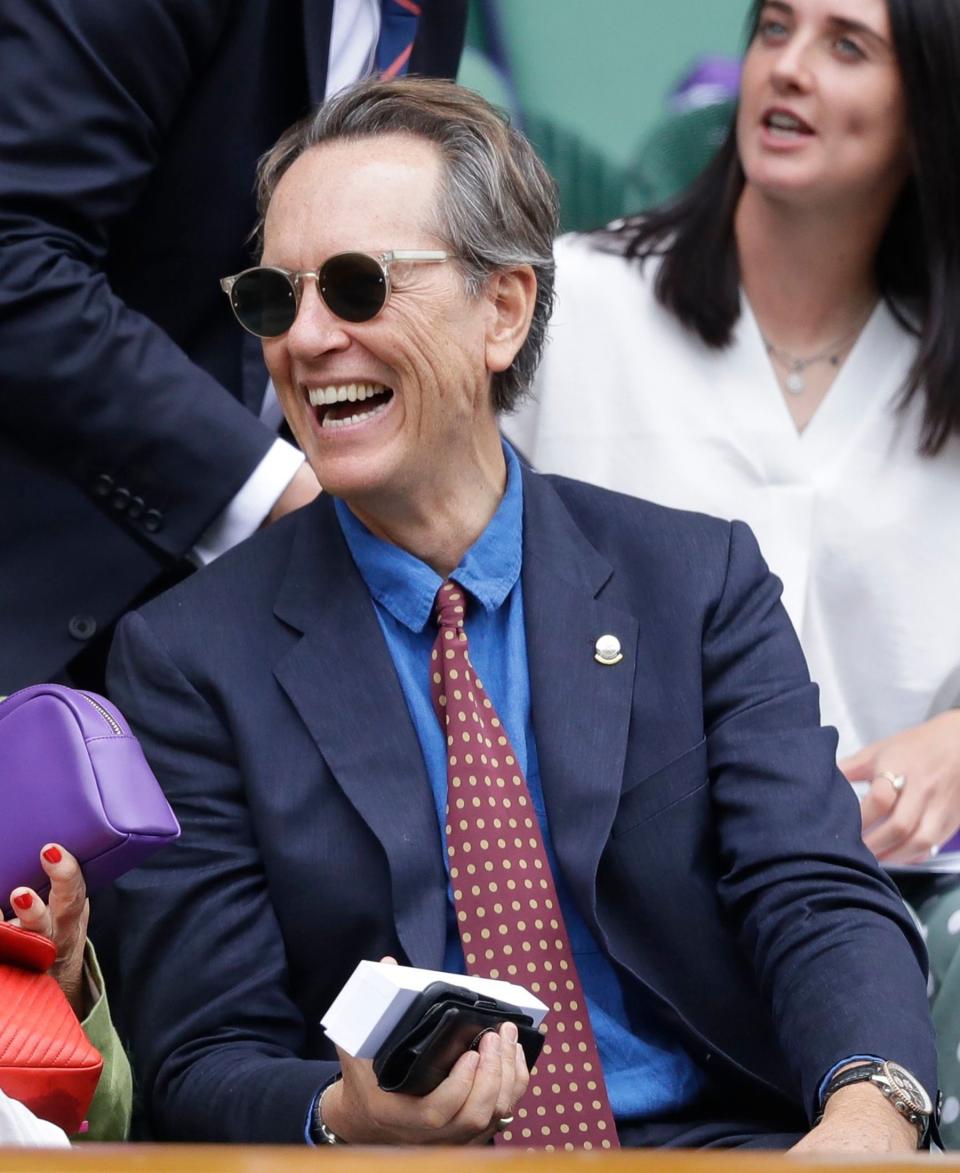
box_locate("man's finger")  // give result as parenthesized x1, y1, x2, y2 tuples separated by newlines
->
(514, 1035, 530, 1103)
(418, 1047, 481, 1131)
(494, 1023, 519, 1120)
(448, 1028, 505, 1139)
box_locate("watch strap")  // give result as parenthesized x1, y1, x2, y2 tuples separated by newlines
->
(822, 1060, 885, 1099)
(819, 1060, 931, 1148)
(311, 1078, 344, 1145)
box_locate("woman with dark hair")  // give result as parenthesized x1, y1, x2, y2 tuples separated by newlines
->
(504, 0, 960, 1141)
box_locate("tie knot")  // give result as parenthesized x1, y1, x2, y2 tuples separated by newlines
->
(434, 581, 466, 630)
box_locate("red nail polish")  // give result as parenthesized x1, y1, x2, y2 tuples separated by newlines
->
(43, 846, 62, 864)
(12, 893, 33, 911)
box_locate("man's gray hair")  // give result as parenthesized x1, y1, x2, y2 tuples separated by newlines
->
(255, 76, 558, 414)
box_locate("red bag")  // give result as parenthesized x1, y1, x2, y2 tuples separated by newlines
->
(0, 922, 103, 1134)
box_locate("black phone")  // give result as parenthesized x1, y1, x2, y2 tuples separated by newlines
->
(373, 980, 544, 1095)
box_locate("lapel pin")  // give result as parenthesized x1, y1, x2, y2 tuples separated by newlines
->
(594, 634, 623, 666)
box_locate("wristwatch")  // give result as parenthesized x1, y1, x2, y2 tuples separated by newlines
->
(820, 1060, 934, 1147)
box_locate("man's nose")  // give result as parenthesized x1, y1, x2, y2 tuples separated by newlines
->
(285, 279, 351, 356)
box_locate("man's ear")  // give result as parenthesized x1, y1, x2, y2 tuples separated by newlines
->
(484, 266, 537, 375)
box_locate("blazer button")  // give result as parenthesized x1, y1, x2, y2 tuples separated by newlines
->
(143, 509, 164, 533)
(68, 614, 97, 641)
(93, 473, 114, 498)
(111, 487, 131, 511)
(127, 495, 145, 520)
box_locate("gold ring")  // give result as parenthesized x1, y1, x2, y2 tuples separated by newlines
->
(495, 1116, 514, 1132)
(876, 770, 906, 795)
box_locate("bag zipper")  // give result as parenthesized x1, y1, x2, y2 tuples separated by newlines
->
(79, 692, 123, 736)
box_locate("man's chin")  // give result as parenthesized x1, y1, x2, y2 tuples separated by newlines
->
(307, 451, 403, 510)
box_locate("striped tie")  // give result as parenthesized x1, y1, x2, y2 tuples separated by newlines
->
(377, 0, 420, 79)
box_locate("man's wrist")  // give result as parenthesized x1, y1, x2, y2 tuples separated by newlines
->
(820, 1060, 934, 1149)
(311, 1077, 345, 1145)
(821, 1080, 920, 1149)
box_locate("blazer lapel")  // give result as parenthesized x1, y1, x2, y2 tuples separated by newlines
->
(521, 469, 639, 938)
(272, 499, 446, 968)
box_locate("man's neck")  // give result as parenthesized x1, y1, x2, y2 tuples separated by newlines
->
(347, 440, 508, 578)
(735, 184, 889, 349)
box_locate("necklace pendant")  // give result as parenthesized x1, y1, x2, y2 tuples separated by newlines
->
(785, 369, 805, 395)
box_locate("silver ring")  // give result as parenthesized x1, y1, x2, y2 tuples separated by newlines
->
(877, 770, 906, 795)
(495, 1116, 514, 1132)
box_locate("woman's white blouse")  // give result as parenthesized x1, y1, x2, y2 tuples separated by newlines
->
(504, 234, 960, 757)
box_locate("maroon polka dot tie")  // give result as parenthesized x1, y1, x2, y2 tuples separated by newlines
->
(429, 581, 619, 1151)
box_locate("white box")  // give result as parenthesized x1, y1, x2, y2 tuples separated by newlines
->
(321, 961, 549, 1059)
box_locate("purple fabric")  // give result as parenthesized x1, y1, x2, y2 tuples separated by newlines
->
(668, 55, 741, 112)
(0, 684, 179, 913)
(941, 831, 960, 855)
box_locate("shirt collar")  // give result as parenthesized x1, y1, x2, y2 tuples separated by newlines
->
(335, 442, 524, 633)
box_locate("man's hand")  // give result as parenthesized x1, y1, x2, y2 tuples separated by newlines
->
(322, 955, 529, 1147)
(263, 462, 320, 526)
(789, 1082, 919, 1155)
(840, 711, 960, 863)
(7, 845, 89, 1018)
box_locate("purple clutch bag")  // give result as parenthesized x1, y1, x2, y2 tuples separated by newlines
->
(0, 684, 179, 914)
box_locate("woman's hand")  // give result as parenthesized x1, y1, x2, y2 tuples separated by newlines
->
(839, 711, 960, 864)
(7, 845, 89, 1017)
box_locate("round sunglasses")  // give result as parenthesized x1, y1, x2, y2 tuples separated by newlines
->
(220, 250, 451, 338)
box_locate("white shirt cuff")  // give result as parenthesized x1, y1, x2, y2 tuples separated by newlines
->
(0, 1088, 71, 1148)
(191, 438, 305, 566)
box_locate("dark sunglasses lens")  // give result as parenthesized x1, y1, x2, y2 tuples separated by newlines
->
(231, 269, 298, 337)
(320, 253, 386, 322)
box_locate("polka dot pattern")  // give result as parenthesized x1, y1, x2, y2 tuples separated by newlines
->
(430, 581, 618, 1151)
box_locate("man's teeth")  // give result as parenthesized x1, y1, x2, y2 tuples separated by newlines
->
(307, 382, 388, 407)
(320, 398, 391, 430)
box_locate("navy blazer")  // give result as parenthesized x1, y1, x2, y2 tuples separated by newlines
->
(108, 468, 936, 1142)
(0, 0, 465, 690)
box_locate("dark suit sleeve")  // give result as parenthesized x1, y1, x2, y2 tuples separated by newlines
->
(409, 0, 468, 79)
(108, 612, 338, 1141)
(703, 520, 936, 1115)
(0, 0, 277, 559)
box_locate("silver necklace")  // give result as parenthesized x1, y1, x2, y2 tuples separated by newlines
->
(762, 307, 873, 395)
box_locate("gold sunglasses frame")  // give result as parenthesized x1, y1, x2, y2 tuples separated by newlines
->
(220, 250, 451, 337)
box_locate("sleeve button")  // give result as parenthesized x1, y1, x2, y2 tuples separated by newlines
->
(127, 495, 145, 520)
(143, 509, 164, 532)
(68, 614, 98, 641)
(111, 487, 131, 511)
(93, 473, 114, 498)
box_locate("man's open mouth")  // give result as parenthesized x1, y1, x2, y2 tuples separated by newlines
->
(307, 382, 394, 430)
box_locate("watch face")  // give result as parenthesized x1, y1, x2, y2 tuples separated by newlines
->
(883, 1061, 933, 1115)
